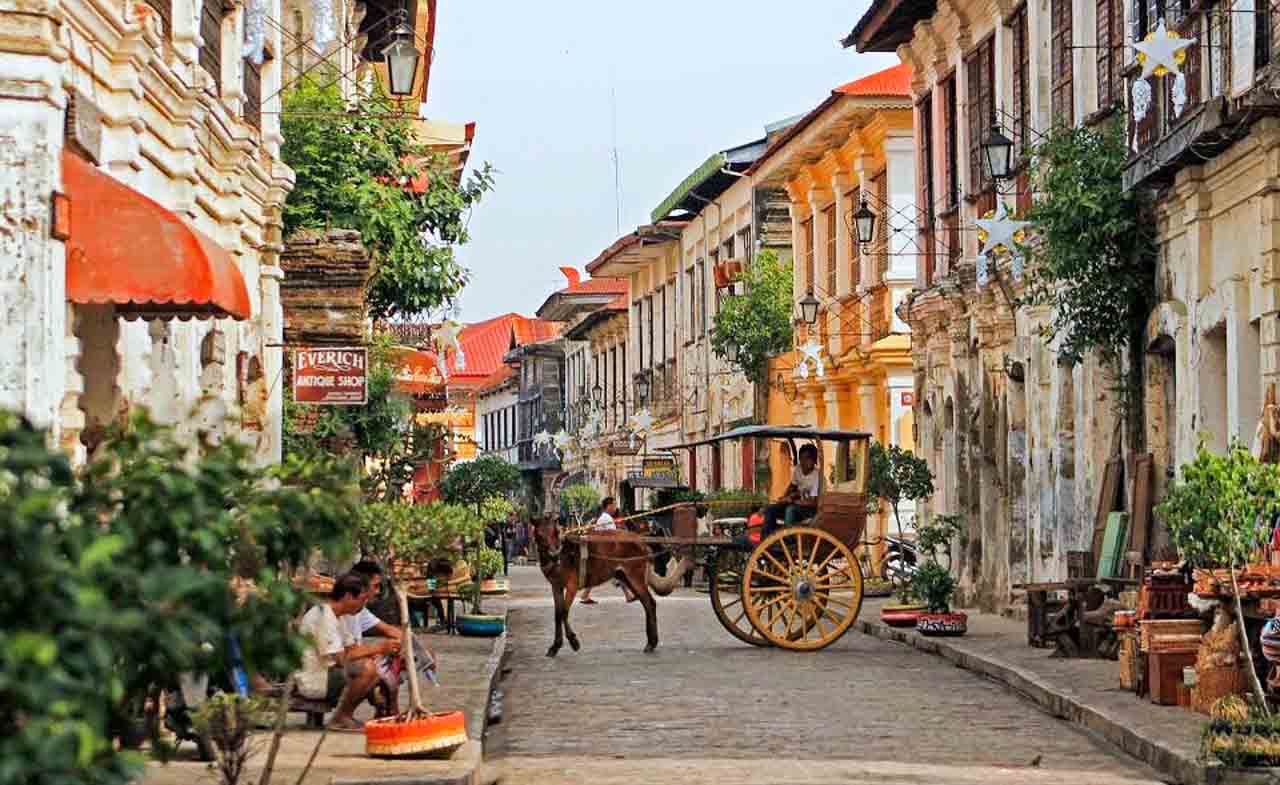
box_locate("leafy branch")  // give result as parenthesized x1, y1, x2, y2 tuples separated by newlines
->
(710, 250, 794, 382)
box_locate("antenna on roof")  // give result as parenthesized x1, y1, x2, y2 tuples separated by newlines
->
(610, 84, 622, 235)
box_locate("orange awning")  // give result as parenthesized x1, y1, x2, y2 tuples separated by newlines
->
(62, 152, 252, 320)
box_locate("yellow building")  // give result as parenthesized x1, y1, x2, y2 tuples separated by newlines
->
(749, 64, 916, 562)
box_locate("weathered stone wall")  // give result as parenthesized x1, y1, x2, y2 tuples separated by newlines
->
(280, 229, 374, 346)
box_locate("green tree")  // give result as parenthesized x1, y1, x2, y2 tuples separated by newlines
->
(710, 250, 794, 382)
(281, 73, 495, 320)
(867, 441, 935, 540)
(561, 484, 602, 525)
(0, 411, 355, 785)
(438, 456, 521, 612)
(1158, 443, 1280, 713)
(1024, 119, 1156, 366)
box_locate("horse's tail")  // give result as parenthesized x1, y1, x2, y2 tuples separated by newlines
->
(645, 554, 695, 596)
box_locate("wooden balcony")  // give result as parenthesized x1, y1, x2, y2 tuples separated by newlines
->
(1124, 3, 1280, 190)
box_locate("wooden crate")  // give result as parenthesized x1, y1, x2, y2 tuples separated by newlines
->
(1149, 651, 1198, 705)
(1140, 619, 1204, 651)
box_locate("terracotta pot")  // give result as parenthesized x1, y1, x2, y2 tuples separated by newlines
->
(365, 711, 468, 757)
(880, 603, 926, 628)
(916, 611, 968, 636)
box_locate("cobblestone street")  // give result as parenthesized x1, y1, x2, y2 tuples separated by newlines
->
(488, 566, 1164, 785)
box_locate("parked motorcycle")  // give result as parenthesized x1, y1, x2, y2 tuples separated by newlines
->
(163, 636, 249, 762)
(880, 535, 919, 583)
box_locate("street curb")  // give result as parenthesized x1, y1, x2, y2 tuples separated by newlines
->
(855, 617, 1209, 785)
(330, 613, 510, 785)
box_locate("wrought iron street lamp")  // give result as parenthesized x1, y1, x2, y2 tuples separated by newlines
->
(982, 122, 1015, 181)
(636, 372, 650, 404)
(724, 342, 739, 364)
(591, 382, 604, 407)
(799, 291, 820, 326)
(853, 198, 876, 246)
(382, 10, 421, 97)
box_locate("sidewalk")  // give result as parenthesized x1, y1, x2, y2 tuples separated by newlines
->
(137, 597, 508, 785)
(859, 597, 1211, 783)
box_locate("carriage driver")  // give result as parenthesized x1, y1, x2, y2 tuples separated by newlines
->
(759, 443, 821, 542)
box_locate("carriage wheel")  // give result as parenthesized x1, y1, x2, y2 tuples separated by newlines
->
(742, 527, 863, 651)
(709, 548, 772, 647)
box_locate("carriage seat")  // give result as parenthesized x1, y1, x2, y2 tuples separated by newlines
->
(810, 492, 868, 548)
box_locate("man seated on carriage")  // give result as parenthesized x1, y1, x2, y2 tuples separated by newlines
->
(760, 444, 822, 542)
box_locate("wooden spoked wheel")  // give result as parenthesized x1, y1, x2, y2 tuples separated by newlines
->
(742, 527, 863, 651)
(709, 548, 772, 647)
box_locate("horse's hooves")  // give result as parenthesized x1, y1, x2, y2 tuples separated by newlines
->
(643, 644, 657, 653)
(568, 637, 581, 652)
(546, 646, 560, 658)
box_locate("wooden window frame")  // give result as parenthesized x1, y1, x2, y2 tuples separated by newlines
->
(1008, 6, 1032, 160)
(243, 56, 263, 131)
(199, 0, 227, 94)
(965, 35, 997, 199)
(824, 203, 837, 295)
(941, 73, 960, 212)
(1051, 0, 1075, 126)
(1095, 0, 1125, 114)
(846, 188, 862, 290)
(144, 0, 173, 37)
(801, 217, 815, 294)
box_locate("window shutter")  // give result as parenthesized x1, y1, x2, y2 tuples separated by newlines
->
(243, 59, 262, 130)
(825, 204, 837, 295)
(199, 0, 225, 93)
(1051, 0, 1074, 125)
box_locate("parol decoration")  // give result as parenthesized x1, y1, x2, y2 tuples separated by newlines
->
(553, 429, 574, 456)
(974, 201, 1030, 257)
(976, 253, 990, 289)
(1131, 18, 1195, 126)
(795, 339, 825, 380)
(533, 430, 553, 453)
(312, 0, 336, 50)
(433, 320, 465, 374)
(242, 0, 266, 65)
(628, 408, 655, 449)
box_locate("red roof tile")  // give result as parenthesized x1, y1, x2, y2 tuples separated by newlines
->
(834, 63, 913, 97)
(560, 276, 628, 296)
(447, 313, 562, 386)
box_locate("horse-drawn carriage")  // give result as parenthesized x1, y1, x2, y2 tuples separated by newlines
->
(539, 426, 873, 654)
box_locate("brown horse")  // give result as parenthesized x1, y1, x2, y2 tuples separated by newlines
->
(532, 518, 693, 656)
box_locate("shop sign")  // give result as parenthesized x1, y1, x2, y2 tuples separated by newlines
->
(642, 456, 677, 480)
(293, 347, 367, 405)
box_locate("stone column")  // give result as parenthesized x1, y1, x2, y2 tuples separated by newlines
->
(260, 264, 285, 464)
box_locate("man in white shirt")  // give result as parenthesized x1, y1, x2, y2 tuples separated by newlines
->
(760, 444, 822, 541)
(295, 573, 395, 731)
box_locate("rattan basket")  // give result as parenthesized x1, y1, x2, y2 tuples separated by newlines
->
(1192, 666, 1248, 715)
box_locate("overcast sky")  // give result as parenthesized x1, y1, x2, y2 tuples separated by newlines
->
(425, 1, 897, 324)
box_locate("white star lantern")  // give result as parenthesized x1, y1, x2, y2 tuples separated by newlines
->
(1131, 19, 1195, 127)
(433, 320, 465, 374)
(795, 339, 826, 380)
(553, 429, 574, 455)
(628, 408, 655, 449)
(533, 429, 553, 453)
(975, 201, 1031, 258)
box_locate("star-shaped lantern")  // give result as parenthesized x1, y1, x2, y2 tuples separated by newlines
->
(975, 201, 1031, 257)
(533, 429, 553, 450)
(1134, 19, 1194, 80)
(433, 319, 465, 371)
(553, 429, 574, 455)
(628, 408, 655, 449)
(795, 339, 826, 380)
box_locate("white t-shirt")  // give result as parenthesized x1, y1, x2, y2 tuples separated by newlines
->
(296, 603, 354, 699)
(791, 465, 821, 499)
(594, 511, 617, 531)
(343, 607, 382, 644)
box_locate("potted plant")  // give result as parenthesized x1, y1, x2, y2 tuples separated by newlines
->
(913, 561, 966, 635)
(713, 259, 744, 290)
(439, 456, 522, 636)
(476, 546, 506, 594)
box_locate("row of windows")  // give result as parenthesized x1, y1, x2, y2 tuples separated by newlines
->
(682, 228, 753, 344)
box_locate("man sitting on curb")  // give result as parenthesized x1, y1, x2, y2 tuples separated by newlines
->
(296, 573, 399, 731)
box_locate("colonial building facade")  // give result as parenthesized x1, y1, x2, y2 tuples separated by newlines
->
(750, 63, 919, 553)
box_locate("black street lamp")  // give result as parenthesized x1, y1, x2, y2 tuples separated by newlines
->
(799, 291, 820, 326)
(636, 372, 650, 404)
(853, 198, 876, 246)
(591, 382, 604, 407)
(982, 122, 1015, 181)
(724, 342, 740, 364)
(382, 10, 421, 97)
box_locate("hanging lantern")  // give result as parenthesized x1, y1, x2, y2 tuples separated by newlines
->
(724, 342, 740, 364)
(382, 11, 421, 98)
(799, 292, 820, 326)
(853, 199, 876, 246)
(591, 382, 604, 406)
(636, 372, 650, 404)
(981, 123, 1015, 181)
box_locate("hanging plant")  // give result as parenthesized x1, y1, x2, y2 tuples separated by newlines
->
(710, 250, 794, 382)
(1022, 119, 1156, 366)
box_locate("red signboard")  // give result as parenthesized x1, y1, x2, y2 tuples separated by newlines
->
(293, 347, 367, 405)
